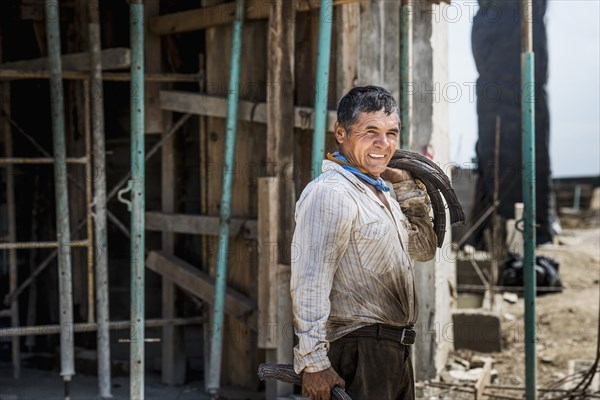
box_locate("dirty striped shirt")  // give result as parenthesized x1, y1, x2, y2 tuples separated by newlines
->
(291, 160, 436, 374)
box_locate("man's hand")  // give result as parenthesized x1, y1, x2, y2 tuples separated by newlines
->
(381, 167, 412, 183)
(302, 367, 345, 400)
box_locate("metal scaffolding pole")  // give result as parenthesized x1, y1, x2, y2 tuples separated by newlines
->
(207, 0, 245, 396)
(400, 0, 413, 150)
(311, 0, 333, 179)
(45, 0, 76, 390)
(87, 1, 112, 397)
(128, 1, 146, 397)
(521, 0, 537, 399)
(83, 80, 95, 326)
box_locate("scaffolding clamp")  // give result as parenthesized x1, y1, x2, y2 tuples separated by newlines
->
(117, 180, 134, 212)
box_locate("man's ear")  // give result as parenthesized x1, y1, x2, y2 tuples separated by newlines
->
(334, 121, 345, 144)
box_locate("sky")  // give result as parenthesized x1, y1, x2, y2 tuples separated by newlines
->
(448, 0, 600, 178)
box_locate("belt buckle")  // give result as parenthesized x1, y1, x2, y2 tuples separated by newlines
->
(400, 328, 415, 345)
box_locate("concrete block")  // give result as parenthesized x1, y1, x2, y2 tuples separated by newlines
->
(452, 310, 502, 353)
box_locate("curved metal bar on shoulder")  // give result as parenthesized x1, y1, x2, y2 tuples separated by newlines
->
(388, 149, 466, 247)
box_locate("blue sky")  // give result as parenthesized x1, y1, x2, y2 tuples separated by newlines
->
(448, 0, 600, 178)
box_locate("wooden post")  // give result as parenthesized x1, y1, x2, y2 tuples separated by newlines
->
(474, 359, 492, 400)
(267, 0, 296, 266)
(258, 178, 279, 350)
(144, 0, 187, 384)
(263, 2, 296, 398)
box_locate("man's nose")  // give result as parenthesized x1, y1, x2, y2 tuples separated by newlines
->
(373, 133, 390, 147)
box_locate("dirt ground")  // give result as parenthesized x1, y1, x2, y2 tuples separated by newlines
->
(432, 209, 600, 399)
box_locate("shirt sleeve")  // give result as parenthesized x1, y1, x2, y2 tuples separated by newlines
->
(290, 183, 357, 374)
(393, 180, 437, 262)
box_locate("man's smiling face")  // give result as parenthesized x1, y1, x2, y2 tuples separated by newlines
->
(336, 109, 400, 179)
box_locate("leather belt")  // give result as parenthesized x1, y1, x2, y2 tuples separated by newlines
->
(342, 324, 416, 345)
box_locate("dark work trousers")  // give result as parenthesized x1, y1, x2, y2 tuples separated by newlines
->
(328, 336, 415, 400)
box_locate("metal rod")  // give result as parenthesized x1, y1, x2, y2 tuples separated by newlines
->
(2, 80, 20, 379)
(0, 157, 87, 164)
(0, 317, 205, 338)
(457, 284, 564, 292)
(129, 1, 145, 398)
(0, 240, 88, 250)
(311, 0, 333, 179)
(45, 0, 75, 382)
(83, 79, 95, 325)
(207, 0, 245, 395)
(88, 1, 112, 396)
(521, 1, 537, 398)
(400, 0, 413, 150)
(0, 70, 200, 82)
(491, 115, 501, 311)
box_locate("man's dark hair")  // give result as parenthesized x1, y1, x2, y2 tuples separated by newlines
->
(337, 86, 400, 133)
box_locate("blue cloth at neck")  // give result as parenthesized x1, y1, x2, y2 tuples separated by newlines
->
(331, 152, 390, 192)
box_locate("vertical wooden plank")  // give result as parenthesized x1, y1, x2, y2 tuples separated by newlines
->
(143, 0, 187, 385)
(257, 178, 279, 350)
(335, 3, 359, 100)
(144, 1, 162, 134)
(265, 3, 296, 397)
(294, 8, 319, 194)
(267, 0, 296, 265)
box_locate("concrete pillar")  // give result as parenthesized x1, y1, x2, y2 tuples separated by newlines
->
(411, 0, 454, 381)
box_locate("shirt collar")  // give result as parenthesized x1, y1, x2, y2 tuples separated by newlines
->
(321, 159, 375, 194)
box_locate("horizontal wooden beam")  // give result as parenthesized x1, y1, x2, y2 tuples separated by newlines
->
(149, 0, 330, 36)
(0, 48, 130, 72)
(160, 90, 337, 132)
(145, 251, 256, 321)
(145, 211, 257, 240)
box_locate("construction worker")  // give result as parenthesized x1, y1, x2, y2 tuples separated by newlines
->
(290, 86, 437, 400)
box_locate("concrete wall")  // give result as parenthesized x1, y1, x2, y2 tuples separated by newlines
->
(411, 1, 455, 381)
